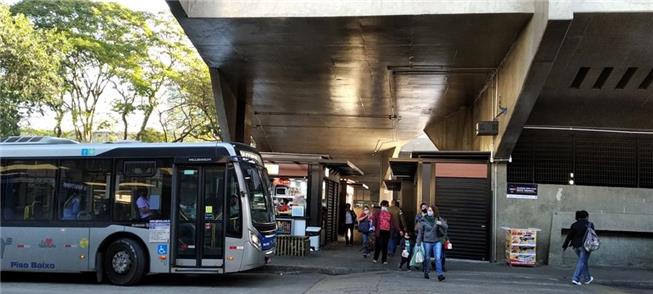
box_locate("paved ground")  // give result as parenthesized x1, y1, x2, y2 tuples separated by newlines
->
(2, 242, 651, 293)
(1, 269, 650, 294)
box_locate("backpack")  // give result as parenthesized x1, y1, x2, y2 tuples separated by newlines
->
(358, 219, 370, 233)
(583, 223, 600, 252)
(378, 211, 391, 231)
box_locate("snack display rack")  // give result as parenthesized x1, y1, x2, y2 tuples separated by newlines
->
(504, 228, 537, 266)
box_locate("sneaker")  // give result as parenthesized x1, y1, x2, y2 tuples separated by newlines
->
(383, 261, 388, 265)
(584, 276, 594, 285)
(424, 273, 430, 279)
(437, 275, 446, 282)
(372, 259, 377, 263)
(571, 280, 582, 286)
(363, 254, 368, 258)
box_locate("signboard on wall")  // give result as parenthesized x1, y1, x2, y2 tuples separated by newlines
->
(507, 183, 538, 199)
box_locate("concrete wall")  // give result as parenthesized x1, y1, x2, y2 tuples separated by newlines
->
(493, 164, 653, 268)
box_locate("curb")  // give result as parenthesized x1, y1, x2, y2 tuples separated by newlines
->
(262, 264, 391, 275)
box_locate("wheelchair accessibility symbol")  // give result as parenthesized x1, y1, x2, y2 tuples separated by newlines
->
(157, 244, 168, 255)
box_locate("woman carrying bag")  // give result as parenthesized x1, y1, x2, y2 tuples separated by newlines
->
(416, 205, 448, 281)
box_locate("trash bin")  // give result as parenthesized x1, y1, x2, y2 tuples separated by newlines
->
(306, 226, 321, 251)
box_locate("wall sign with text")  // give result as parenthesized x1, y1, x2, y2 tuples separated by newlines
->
(507, 183, 538, 200)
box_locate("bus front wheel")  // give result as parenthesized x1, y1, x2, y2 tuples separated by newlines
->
(104, 238, 146, 285)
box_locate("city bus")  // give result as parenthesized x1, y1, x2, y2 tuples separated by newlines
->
(0, 136, 276, 285)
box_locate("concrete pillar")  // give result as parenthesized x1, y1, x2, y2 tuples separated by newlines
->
(307, 163, 325, 227)
(209, 68, 252, 144)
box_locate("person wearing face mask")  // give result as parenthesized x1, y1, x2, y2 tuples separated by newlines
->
(357, 205, 372, 257)
(416, 205, 448, 281)
(415, 202, 428, 224)
(371, 200, 399, 264)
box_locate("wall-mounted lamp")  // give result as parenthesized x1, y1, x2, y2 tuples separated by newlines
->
(568, 173, 575, 185)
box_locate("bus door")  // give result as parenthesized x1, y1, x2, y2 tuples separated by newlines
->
(173, 165, 225, 268)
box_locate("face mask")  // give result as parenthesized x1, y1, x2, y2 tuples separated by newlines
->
(404, 235, 410, 239)
(422, 209, 427, 213)
(363, 210, 369, 214)
(427, 211, 434, 216)
(381, 207, 388, 212)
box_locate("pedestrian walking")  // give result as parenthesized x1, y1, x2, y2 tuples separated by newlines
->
(416, 205, 447, 281)
(357, 205, 372, 257)
(344, 203, 357, 246)
(371, 200, 399, 264)
(415, 202, 428, 224)
(388, 200, 407, 257)
(398, 231, 415, 271)
(563, 210, 596, 285)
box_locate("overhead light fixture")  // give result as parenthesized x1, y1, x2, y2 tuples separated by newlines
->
(568, 172, 575, 185)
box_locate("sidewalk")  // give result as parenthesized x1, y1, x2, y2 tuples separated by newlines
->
(260, 242, 653, 290)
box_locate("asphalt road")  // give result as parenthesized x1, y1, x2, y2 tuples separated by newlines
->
(1, 269, 650, 294)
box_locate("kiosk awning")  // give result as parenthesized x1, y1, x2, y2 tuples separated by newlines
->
(389, 159, 419, 180)
(322, 160, 364, 176)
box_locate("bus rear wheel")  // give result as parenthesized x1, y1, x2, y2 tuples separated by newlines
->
(104, 238, 146, 285)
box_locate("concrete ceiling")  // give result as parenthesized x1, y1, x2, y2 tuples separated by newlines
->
(170, 2, 531, 191)
(528, 13, 653, 130)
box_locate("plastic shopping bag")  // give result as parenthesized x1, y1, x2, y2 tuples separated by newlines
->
(410, 244, 424, 268)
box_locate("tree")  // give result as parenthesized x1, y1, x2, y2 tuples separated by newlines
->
(12, 0, 153, 142)
(160, 58, 221, 142)
(0, 5, 63, 137)
(112, 16, 192, 141)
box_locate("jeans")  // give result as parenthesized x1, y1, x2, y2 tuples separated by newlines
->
(345, 224, 355, 245)
(423, 241, 443, 276)
(573, 247, 591, 282)
(374, 230, 390, 262)
(361, 233, 370, 254)
(388, 233, 400, 255)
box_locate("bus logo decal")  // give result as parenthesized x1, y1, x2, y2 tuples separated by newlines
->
(80, 148, 96, 156)
(39, 238, 56, 248)
(79, 238, 89, 249)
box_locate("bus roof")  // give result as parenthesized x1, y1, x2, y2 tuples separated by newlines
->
(0, 138, 245, 159)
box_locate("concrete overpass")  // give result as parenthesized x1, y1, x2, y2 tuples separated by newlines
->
(168, 0, 653, 267)
(168, 0, 653, 195)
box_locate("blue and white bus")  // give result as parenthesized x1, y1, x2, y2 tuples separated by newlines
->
(0, 136, 276, 285)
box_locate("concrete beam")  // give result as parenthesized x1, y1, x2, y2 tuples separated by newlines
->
(209, 68, 252, 144)
(423, 1, 575, 157)
(176, 0, 535, 18)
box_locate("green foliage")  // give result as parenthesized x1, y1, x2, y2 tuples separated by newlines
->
(5, 0, 222, 143)
(0, 4, 63, 137)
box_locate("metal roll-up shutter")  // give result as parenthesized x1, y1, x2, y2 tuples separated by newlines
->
(325, 179, 338, 243)
(436, 177, 490, 261)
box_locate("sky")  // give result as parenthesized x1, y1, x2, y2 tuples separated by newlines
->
(3, 0, 193, 135)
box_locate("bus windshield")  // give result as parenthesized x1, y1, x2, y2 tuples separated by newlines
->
(242, 163, 274, 224)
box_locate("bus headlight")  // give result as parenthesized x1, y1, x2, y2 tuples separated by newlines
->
(249, 230, 262, 250)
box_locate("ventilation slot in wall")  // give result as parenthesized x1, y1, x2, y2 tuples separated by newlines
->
(639, 69, 653, 89)
(615, 67, 637, 89)
(592, 67, 613, 89)
(570, 67, 589, 88)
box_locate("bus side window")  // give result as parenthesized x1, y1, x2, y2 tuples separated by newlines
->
(113, 160, 172, 222)
(226, 166, 242, 238)
(59, 159, 111, 221)
(0, 160, 56, 221)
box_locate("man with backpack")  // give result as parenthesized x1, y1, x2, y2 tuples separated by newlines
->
(562, 210, 598, 286)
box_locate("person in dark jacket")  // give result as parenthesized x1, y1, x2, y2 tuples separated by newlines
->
(398, 231, 415, 271)
(563, 210, 595, 285)
(343, 203, 357, 246)
(416, 205, 448, 281)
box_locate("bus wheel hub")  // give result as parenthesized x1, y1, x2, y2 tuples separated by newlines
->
(112, 251, 132, 273)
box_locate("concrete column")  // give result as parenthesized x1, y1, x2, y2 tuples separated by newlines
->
(307, 163, 325, 227)
(209, 68, 252, 144)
